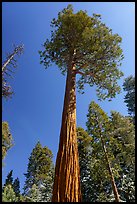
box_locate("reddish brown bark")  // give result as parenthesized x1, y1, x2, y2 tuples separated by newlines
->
(52, 62, 82, 202)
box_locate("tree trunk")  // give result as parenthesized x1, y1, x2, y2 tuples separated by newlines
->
(52, 61, 82, 202)
(100, 135, 120, 202)
(2, 53, 15, 72)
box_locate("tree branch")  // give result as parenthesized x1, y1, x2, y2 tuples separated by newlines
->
(75, 69, 95, 77)
(75, 70, 85, 75)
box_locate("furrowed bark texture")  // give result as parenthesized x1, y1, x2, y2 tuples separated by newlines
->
(52, 63, 82, 202)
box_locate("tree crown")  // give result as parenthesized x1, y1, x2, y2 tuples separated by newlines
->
(39, 4, 124, 100)
(2, 121, 13, 160)
(123, 75, 135, 116)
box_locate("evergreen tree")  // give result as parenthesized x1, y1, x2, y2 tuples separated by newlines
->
(77, 126, 116, 202)
(2, 122, 13, 161)
(123, 75, 135, 117)
(85, 101, 135, 202)
(13, 177, 20, 200)
(4, 170, 14, 186)
(119, 172, 135, 202)
(39, 4, 124, 202)
(25, 184, 41, 202)
(19, 194, 28, 202)
(3, 171, 23, 202)
(40, 170, 54, 202)
(86, 101, 121, 202)
(109, 111, 135, 202)
(23, 141, 54, 202)
(77, 127, 93, 202)
(2, 184, 17, 202)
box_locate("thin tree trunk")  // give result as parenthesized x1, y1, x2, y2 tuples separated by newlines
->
(52, 60, 81, 202)
(2, 45, 23, 73)
(2, 53, 15, 72)
(100, 135, 120, 202)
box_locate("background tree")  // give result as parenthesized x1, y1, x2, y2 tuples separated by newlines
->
(2, 184, 17, 202)
(2, 170, 20, 202)
(109, 111, 135, 202)
(77, 127, 93, 202)
(86, 101, 121, 202)
(39, 170, 54, 202)
(39, 4, 124, 202)
(77, 126, 112, 202)
(23, 141, 54, 202)
(13, 177, 21, 201)
(84, 101, 135, 202)
(123, 75, 135, 118)
(2, 44, 24, 99)
(2, 122, 13, 161)
(25, 184, 41, 202)
(2, 44, 24, 168)
(4, 170, 14, 187)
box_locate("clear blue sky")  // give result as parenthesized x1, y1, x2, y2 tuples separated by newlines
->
(2, 2, 135, 192)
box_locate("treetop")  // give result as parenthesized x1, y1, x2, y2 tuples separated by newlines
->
(39, 4, 124, 100)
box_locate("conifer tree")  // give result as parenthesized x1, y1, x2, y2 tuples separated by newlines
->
(23, 141, 54, 202)
(3, 170, 21, 202)
(123, 75, 135, 117)
(25, 184, 41, 202)
(2, 184, 17, 202)
(13, 177, 20, 200)
(2, 122, 13, 161)
(109, 111, 135, 202)
(86, 101, 121, 202)
(39, 4, 124, 202)
(86, 101, 135, 202)
(4, 170, 14, 186)
(77, 127, 93, 202)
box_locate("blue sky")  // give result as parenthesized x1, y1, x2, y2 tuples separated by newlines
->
(2, 2, 135, 192)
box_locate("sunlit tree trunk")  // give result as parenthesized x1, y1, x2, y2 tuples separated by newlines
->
(52, 60, 82, 202)
(100, 135, 120, 202)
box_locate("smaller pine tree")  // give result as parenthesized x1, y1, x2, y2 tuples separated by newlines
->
(13, 177, 20, 201)
(23, 141, 54, 202)
(2, 184, 17, 202)
(26, 184, 41, 202)
(77, 127, 93, 202)
(2, 122, 13, 161)
(4, 170, 13, 186)
(123, 75, 135, 117)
